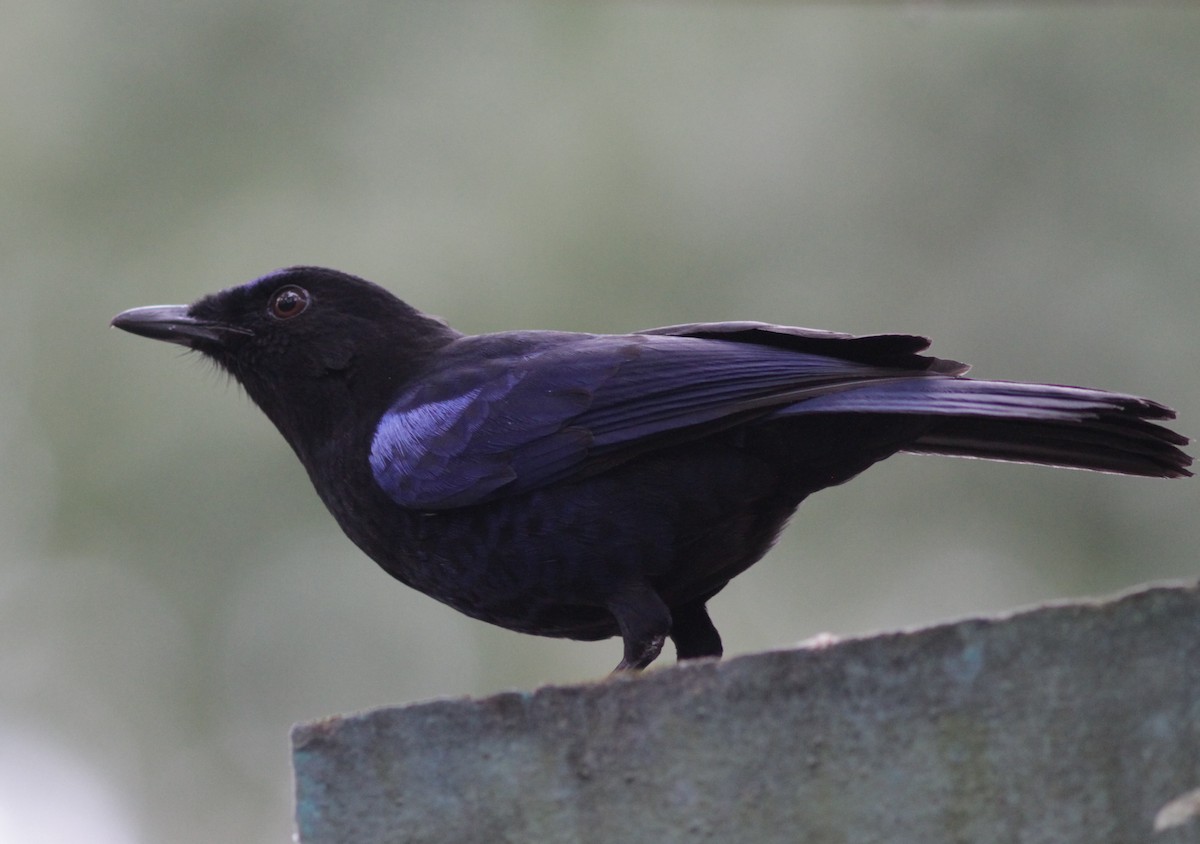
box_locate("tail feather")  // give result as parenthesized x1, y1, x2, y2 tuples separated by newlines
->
(779, 377, 1192, 479)
(906, 416, 1190, 478)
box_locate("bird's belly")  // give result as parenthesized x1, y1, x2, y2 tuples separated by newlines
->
(337, 445, 801, 641)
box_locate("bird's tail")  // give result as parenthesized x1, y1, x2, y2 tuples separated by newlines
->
(777, 377, 1192, 479)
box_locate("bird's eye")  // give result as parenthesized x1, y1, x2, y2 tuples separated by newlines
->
(269, 286, 311, 320)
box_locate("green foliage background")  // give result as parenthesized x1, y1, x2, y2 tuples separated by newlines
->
(2, 5, 1197, 841)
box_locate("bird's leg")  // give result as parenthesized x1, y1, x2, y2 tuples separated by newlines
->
(669, 600, 723, 661)
(608, 585, 672, 672)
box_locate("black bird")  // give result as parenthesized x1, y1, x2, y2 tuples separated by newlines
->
(112, 267, 1191, 671)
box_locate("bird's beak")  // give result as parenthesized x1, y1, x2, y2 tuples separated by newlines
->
(111, 305, 238, 348)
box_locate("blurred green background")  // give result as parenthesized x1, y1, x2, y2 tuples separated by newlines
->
(2, 3, 1198, 841)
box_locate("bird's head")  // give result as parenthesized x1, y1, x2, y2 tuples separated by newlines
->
(112, 266, 460, 443)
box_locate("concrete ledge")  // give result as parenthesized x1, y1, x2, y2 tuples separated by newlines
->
(293, 583, 1200, 844)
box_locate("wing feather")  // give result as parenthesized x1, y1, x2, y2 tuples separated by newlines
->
(370, 329, 941, 509)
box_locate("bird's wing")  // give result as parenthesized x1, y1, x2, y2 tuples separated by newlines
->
(638, 321, 970, 374)
(369, 327, 955, 510)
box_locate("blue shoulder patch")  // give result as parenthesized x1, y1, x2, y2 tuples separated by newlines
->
(369, 388, 489, 504)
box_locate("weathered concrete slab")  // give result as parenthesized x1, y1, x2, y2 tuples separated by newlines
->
(293, 583, 1200, 844)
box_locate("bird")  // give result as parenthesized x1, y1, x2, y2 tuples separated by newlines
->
(111, 266, 1191, 671)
